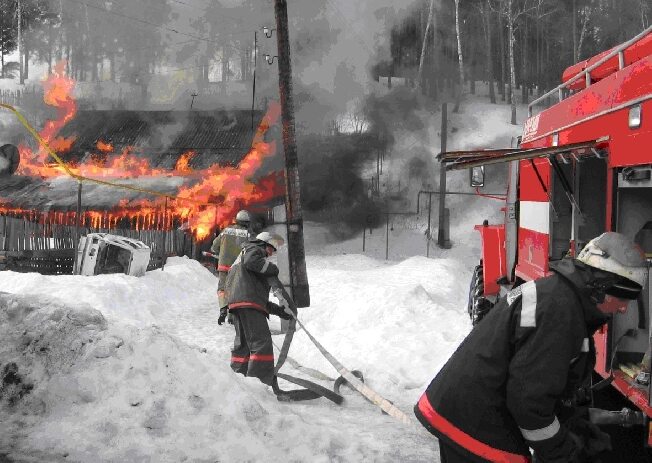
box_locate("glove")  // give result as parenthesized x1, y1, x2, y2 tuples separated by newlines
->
(567, 419, 612, 462)
(267, 302, 292, 320)
(218, 307, 228, 325)
(583, 422, 611, 456)
(272, 288, 292, 312)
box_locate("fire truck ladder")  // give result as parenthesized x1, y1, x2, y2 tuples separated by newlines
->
(438, 137, 610, 218)
(528, 25, 652, 117)
(438, 136, 609, 171)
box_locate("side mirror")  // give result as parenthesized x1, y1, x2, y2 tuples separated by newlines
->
(470, 166, 485, 187)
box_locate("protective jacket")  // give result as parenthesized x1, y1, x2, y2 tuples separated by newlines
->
(211, 224, 250, 272)
(415, 258, 608, 463)
(225, 240, 279, 315)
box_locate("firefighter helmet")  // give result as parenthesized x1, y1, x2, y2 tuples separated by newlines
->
(577, 232, 648, 299)
(255, 231, 284, 251)
(235, 210, 250, 225)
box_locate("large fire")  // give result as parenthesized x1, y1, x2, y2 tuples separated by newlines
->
(6, 64, 286, 241)
(17, 62, 77, 175)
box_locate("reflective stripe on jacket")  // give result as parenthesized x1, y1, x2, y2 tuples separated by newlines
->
(225, 241, 279, 315)
(414, 258, 607, 462)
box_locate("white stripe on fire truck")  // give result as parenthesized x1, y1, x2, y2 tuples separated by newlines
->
(519, 201, 550, 234)
(581, 338, 589, 352)
(520, 417, 560, 442)
(520, 281, 537, 328)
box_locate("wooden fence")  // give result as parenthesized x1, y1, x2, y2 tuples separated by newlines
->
(0, 87, 43, 108)
(0, 213, 193, 275)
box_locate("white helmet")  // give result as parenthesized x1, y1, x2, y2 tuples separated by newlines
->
(235, 210, 250, 224)
(577, 232, 648, 299)
(255, 231, 285, 251)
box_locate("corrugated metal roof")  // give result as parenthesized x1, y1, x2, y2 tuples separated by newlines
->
(62, 109, 264, 149)
(0, 109, 269, 210)
(58, 109, 264, 166)
(0, 175, 187, 211)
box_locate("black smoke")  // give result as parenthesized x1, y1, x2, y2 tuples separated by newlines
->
(298, 132, 385, 237)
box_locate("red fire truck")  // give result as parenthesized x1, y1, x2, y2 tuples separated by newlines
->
(441, 26, 652, 451)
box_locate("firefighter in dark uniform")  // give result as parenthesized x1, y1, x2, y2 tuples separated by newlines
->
(213, 210, 251, 325)
(224, 231, 291, 385)
(415, 232, 649, 463)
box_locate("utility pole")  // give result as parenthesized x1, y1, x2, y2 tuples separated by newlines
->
(274, 0, 310, 307)
(438, 103, 452, 249)
(251, 31, 258, 130)
(17, 0, 23, 85)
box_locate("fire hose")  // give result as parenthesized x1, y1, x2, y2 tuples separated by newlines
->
(204, 252, 414, 424)
(268, 276, 414, 426)
(203, 252, 346, 405)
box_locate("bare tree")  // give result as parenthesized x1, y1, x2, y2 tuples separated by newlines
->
(507, 0, 516, 124)
(640, 0, 650, 29)
(417, 0, 436, 94)
(454, 0, 465, 112)
(480, 0, 496, 103)
(351, 112, 368, 134)
(17, 0, 23, 84)
(497, 0, 506, 101)
(576, 3, 592, 61)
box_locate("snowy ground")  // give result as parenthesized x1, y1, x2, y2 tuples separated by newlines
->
(0, 207, 504, 463)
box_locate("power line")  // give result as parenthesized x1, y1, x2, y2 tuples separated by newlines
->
(167, 0, 246, 25)
(115, 38, 198, 55)
(323, 0, 375, 55)
(62, 0, 257, 53)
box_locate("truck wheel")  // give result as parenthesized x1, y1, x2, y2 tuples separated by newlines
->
(468, 263, 494, 325)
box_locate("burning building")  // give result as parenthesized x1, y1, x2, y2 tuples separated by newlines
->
(0, 67, 286, 274)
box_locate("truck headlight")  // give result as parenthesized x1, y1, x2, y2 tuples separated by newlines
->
(629, 104, 641, 129)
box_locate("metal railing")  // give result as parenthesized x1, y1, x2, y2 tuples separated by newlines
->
(528, 25, 652, 117)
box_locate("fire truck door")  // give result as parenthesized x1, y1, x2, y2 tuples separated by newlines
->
(574, 157, 608, 253)
(613, 180, 651, 361)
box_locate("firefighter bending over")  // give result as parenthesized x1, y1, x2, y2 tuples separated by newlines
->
(415, 232, 648, 463)
(212, 210, 251, 325)
(224, 231, 291, 386)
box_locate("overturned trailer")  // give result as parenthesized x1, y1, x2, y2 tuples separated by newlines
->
(75, 233, 151, 277)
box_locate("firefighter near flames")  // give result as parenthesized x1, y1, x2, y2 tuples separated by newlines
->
(209, 209, 253, 321)
(435, 26, 652, 460)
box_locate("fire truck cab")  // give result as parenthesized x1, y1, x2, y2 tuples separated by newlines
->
(440, 26, 652, 450)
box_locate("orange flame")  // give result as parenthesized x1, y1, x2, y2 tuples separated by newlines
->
(174, 150, 195, 173)
(96, 140, 114, 152)
(7, 64, 287, 241)
(17, 61, 77, 176)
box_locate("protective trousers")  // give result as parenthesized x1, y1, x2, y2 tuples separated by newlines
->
(230, 308, 275, 386)
(217, 271, 228, 309)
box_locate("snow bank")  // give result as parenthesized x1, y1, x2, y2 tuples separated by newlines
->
(0, 290, 437, 462)
(287, 252, 471, 409)
(0, 255, 439, 462)
(0, 257, 218, 328)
